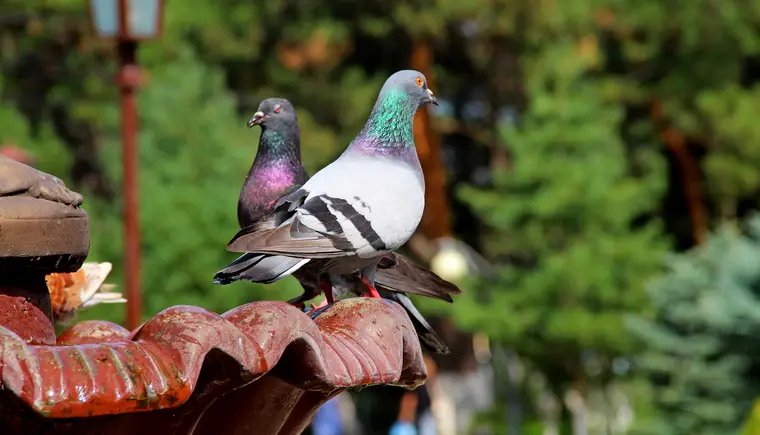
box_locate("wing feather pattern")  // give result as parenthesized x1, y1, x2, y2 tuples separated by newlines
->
(226, 193, 389, 259)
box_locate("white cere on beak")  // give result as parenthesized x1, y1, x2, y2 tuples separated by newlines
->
(248, 111, 266, 127)
(426, 89, 434, 97)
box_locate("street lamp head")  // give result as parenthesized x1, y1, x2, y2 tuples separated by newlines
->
(89, 0, 165, 41)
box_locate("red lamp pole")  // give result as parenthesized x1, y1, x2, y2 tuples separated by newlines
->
(117, 0, 142, 330)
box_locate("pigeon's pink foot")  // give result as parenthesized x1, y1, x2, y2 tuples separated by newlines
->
(360, 277, 382, 299)
(308, 298, 329, 314)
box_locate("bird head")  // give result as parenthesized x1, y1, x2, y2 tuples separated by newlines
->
(248, 98, 298, 129)
(379, 70, 439, 108)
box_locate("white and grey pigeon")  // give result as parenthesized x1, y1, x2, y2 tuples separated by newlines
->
(213, 97, 460, 354)
(222, 69, 441, 324)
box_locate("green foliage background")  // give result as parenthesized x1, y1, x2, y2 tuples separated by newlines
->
(4, 0, 760, 432)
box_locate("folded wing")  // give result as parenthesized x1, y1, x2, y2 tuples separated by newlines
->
(227, 191, 388, 260)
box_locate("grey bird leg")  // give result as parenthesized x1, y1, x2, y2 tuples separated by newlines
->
(320, 274, 336, 305)
(359, 265, 382, 299)
(307, 274, 335, 314)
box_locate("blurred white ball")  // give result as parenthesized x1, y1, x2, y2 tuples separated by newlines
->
(430, 248, 469, 282)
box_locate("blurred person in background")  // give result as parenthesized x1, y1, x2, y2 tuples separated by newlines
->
(310, 396, 345, 435)
(355, 354, 445, 435)
(421, 354, 456, 435)
(307, 393, 360, 435)
(389, 384, 433, 435)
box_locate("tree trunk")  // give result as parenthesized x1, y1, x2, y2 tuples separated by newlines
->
(410, 39, 452, 241)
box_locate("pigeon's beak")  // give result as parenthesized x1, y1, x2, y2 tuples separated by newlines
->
(247, 111, 265, 128)
(426, 88, 439, 106)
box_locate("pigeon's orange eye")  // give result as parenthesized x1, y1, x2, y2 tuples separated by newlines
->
(415, 77, 424, 87)
(273, 105, 282, 114)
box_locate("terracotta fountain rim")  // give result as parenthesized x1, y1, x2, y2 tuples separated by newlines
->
(1, 297, 427, 419)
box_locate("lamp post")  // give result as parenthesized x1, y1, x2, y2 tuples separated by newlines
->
(88, 0, 164, 330)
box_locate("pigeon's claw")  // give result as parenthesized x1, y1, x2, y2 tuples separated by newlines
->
(286, 295, 308, 310)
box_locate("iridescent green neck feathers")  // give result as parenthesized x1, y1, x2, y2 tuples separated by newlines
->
(350, 89, 417, 154)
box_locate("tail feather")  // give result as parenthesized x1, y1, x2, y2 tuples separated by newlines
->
(374, 254, 461, 302)
(381, 290, 450, 355)
(213, 253, 309, 285)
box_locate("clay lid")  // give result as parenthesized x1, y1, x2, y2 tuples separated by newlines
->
(0, 155, 89, 273)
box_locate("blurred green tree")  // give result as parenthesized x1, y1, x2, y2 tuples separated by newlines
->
(0, 0, 516, 322)
(82, 46, 294, 320)
(3, 0, 760, 430)
(629, 216, 760, 435)
(79, 44, 345, 321)
(450, 33, 668, 421)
